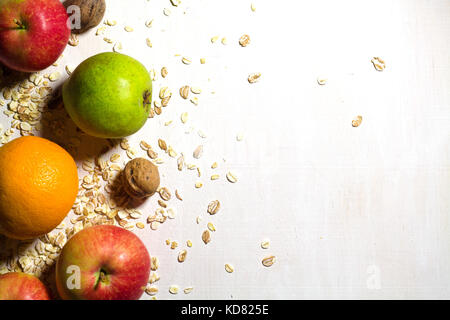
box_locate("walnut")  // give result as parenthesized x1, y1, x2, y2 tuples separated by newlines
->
(122, 158, 160, 199)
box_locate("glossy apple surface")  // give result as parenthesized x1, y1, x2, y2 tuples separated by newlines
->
(62, 52, 152, 138)
(0, 0, 70, 72)
(56, 225, 151, 300)
(0, 272, 50, 300)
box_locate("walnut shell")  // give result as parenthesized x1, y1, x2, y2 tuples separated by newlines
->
(65, 0, 106, 34)
(122, 158, 160, 199)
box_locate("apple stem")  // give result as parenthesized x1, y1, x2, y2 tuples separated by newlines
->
(99, 271, 107, 282)
(13, 19, 26, 30)
(143, 90, 151, 105)
(94, 269, 109, 289)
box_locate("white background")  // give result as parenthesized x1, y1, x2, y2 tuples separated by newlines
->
(3, 0, 450, 299)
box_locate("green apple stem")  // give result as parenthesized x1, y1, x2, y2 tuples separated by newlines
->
(94, 268, 110, 289)
(13, 19, 26, 30)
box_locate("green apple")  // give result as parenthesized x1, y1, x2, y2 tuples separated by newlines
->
(62, 52, 152, 138)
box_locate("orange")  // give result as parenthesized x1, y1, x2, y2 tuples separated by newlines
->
(0, 136, 78, 240)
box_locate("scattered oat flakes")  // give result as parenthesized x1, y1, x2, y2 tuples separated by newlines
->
(251, 3, 256, 11)
(248, 72, 261, 84)
(126, 148, 136, 159)
(182, 57, 192, 65)
(167, 208, 176, 219)
(187, 164, 197, 170)
(261, 240, 270, 249)
(183, 287, 194, 294)
(181, 112, 189, 124)
(169, 285, 179, 294)
(124, 26, 134, 32)
(317, 76, 327, 85)
(110, 153, 121, 163)
(193, 145, 203, 159)
(145, 19, 154, 28)
(225, 264, 234, 273)
(145, 286, 158, 296)
(105, 19, 117, 26)
(226, 171, 238, 183)
(120, 138, 130, 150)
(211, 162, 218, 169)
(150, 221, 160, 230)
(149, 68, 157, 81)
(139, 140, 151, 151)
(180, 86, 190, 99)
(170, 0, 181, 6)
(65, 65, 74, 75)
(96, 26, 106, 35)
(190, 97, 199, 105)
(49, 72, 61, 82)
(195, 182, 203, 189)
(190, 87, 201, 94)
(161, 96, 171, 107)
(161, 67, 168, 78)
(68, 34, 79, 46)
(239, 34, 251, 47)
(186, 240, 192, 247)
(158, 139, 167, 151)
(236, 133, 244, 141)
(207, 222, 216, 232)
(200, 58, 206, 64)
(175, 189, 183, 201)
(163, 8, 172, 16)
(136, 222, 145, 229)
(168, 146, 177, 158)
(371, 57, 386, 71)
(147, 148, 158, 159)
(211, 174, 220, 181)
(178, 250, 187, 263)
(221, 37, 228, 45)
(149, 272, 160, 284)
(146, 38, 153, 48)
(352, 115, 363, 127)
(211, 36, 219, 43)
(207, 200, 220, 215)
(202, 230, 211, 244)
(159, 87, 172, 99)
(113, 42, 123, 52)
(159, 187, 171, 201)
(262, 256, 276, 267)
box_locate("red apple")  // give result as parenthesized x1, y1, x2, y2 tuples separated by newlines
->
(0, 272, 50, 300)
(55, 225, 151, 300)
(0, 0, 70, 72)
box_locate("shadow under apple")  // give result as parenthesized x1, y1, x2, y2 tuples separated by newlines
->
(37, 82, 120, 162)
(0, 63, 29, 89)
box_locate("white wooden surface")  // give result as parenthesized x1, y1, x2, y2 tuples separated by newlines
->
(2, 0, 450, 299)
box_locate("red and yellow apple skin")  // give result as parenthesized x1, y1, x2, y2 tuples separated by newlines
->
(0, 0, 70, 72)
(0, 272, 50, 300)
(55, 225, 151, 300)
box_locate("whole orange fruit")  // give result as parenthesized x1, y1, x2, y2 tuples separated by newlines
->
(0, 136, 78, 240)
